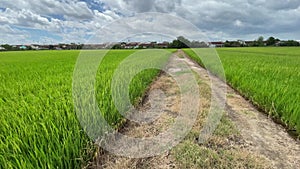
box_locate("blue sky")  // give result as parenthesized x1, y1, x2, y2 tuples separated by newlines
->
(0, 0, 300, 44)
(13, 26, 63, 44)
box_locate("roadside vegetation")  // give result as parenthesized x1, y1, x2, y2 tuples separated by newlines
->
(0, 50, 171, 168)
(184, 47, 300, 136)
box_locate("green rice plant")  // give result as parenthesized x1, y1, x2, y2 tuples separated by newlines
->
(0, 49, 172, 168)
(184, 47, 300, 136)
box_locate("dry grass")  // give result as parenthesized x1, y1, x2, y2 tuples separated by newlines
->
(90, 52, 271, 169)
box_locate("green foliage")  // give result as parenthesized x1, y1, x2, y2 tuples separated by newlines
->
(279, 40, 300, 47)
(112, 44, 122, 49)
(169, 36, 190, 48)
(266, 37, 277, 46)
(184, 47, 300, 135)
(224, 41, 243, 47)
(0, 50, 171, 168)
(1, 44, 19, 51)
(1, 44, 12, 50)
(257, 36, 265, 46)
(94, 50, 170, 129)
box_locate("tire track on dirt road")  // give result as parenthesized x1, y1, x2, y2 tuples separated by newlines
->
(88, 50, 300, 169)
(180, 49, 300, 169)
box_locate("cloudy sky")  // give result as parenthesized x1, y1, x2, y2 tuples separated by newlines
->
(0, 0, 300, 44)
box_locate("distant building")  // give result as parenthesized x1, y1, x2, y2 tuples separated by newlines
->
(83, 44, 108, 49)
(19, 45, 27, 50)
(245, 41, 254, 46)
(31, 45, 40, 50)
(157, 42, 169, 48)
(210, 42, 225, 48)
(237, 40, 246, 45)
(39, 45, 50, 50)
(55, 47, 63, 50)
(139, 42, 153, 49)
(125, 42, 139, 49)
(275, 41, 281, 46)
(0, 46, 6, 51)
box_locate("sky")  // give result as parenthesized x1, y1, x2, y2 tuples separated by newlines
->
(0, 0, 300, 44)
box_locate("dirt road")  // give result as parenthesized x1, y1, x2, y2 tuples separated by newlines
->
(88, 50, 300, 169)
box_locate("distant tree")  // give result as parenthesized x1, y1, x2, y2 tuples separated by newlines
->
(279, 40, 300, 46)
(250, 36, 265, 47)
(266, 37, 276, 46)
(49, 45, 55, 50)
(177, 36, 191, 47)
(190, 40, 208, 48)
(112, 44, 122, 49)
(77, 44, 84, 50)
(224, 40, 231, 47)
(224, 40, 243, 47)
(170, 36, 190, 48)
(266, 37, 280, 46)
(27, 46, 33, 50)
(1, 44, 12, 51)
(257, 36, 265, 46)
(199, 41, 209, 48)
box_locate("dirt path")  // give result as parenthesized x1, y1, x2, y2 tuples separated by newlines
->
(178, 50, 300, 169)
(88, 50, 300, 169)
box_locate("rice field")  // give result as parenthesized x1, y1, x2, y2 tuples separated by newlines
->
(1, 47, 299, 168)
(184, 47, 300, 135)
(0, 50, 171, 168)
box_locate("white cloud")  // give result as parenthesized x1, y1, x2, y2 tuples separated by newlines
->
(0, 0, 300, 43)
(0, 25, 30, 44)
(249, 0, 300, 10)
(0, 1, 121, 43)
(101, 0, 181, 13)
(0, 0, 94, 20)
(234, 20, 243, 27)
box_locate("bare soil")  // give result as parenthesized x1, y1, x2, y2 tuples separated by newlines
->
(87, 50, 300, 169)
(180, 50, 300, 169)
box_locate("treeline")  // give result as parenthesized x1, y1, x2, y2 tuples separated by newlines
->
(0, 44, 21, 51)
(224, 36, 300, 47)
(168, 36, 300, 48)
(1, 36, 299, 51)
(0, 43, 84, 51)
(168, 36, 209, 48)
